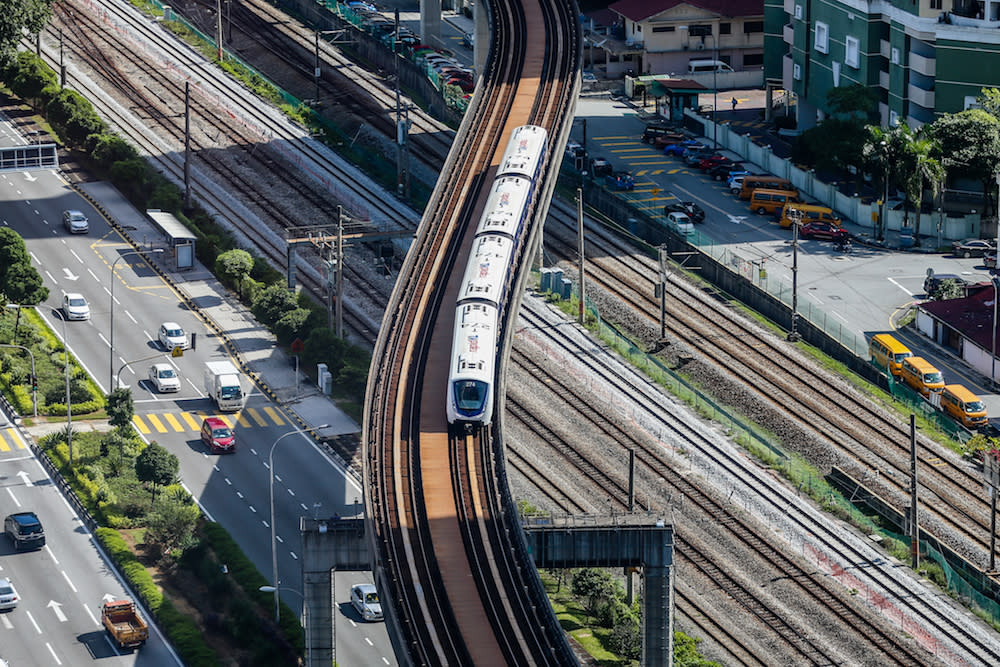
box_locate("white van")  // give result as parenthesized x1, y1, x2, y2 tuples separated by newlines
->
(688, 59, 734, 74)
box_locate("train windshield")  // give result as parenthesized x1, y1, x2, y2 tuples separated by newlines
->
(455, 380, 488, 413)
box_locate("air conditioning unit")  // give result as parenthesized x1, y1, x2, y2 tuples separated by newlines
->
(696, 43, 705, 50)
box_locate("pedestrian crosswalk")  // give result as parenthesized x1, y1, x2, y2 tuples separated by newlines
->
(132, 407, 286, 435)
(0, 427, 27, 452)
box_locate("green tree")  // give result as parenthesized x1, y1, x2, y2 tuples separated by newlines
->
(214, 249, 254, 297)
(570, 568, 617, 620)
(8, 51, 57, 104)
(674, 631, 722, 667)
(0, 0, 53, 59)
(928, 278, 967, 301)
(251, 283, 297, 328)
(273, 307, 311, 345)
(90, 132, 138, 166)
(926, 110, 1000, 217)
(135, 442, 179, 506)
(106, 388, 134, 430)
(826, 83, 877, 119)
(901, 133, 945, 247)
(144, 494, 200, 559)
(606, 615, 641, 660)
(2, 262, 48, 338)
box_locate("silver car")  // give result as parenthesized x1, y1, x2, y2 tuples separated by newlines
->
(0, 577, 19, 611)
(62, 293, 91, 321)
(62, 209, 89, 234)
(157, 322, 190, 351)
(350, 583, 383, 622)
(148, 364, 181, 392)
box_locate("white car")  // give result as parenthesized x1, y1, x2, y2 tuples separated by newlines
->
(0, 577, 19, 610)
(350, 583, 383, 622)
(62, 293, 91, 321)
(666, 211, 695, 236)
(62, 209, 89, 234)
(148, 364, 181, 392)
(158, 322, 190, 351)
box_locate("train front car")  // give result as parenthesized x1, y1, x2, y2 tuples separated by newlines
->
(497, 124, 547, 181)
(446, 303, 499, 425)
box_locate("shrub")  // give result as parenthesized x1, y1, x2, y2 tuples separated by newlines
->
(250, 283, 297, 329)
(91, 132, 138, 166)
(273, 307, 311, 344)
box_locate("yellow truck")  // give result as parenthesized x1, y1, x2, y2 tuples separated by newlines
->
(102, 599, 148, 650)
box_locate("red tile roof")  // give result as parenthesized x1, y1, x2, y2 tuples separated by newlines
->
(609, 0, 764, 22)
(919, 283, 998, 352)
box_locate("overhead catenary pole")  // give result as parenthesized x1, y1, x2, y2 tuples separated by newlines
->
(216, 0, 223, 60)
(336, 208, 344, 339)
(657, 245, 668, 340)
(184, 81, 191, 209)
(577, 188, 585, 325)
(787, 210, 801, 342)
(910, 413, 919, 569)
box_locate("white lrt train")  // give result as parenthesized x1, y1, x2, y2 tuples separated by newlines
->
(447, 125, 548, 425)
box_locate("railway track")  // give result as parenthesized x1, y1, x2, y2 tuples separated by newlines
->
(543, 198, 994, 561)
(509, 297, 998, 665)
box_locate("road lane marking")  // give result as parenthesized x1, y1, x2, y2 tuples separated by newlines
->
(70, 249, 83, 263)
(146, 414, 168, 433)
(26, 609, 42, 633)
(46, 642, 62, 665)
(246, 408, 268, 426)
(163, 413, 184, 432)
(132, 415, 151, 434)
(263, 407, 285, 425)
(5, 486, 22, 507)
(181, 412, 201, 430)
(125, 310, 137, 324)
(61, 570, 77, 593)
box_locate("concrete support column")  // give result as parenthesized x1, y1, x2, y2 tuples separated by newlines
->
(473, 1, 489, 74)
(304, 569, 334, 666)
(420, 0, 443, 51)
(642, 564, 674, 667)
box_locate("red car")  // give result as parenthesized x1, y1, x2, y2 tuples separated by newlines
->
(200, 417, 236, 454)
(799, 221, 849, 242)
(696, 155, 735, 171)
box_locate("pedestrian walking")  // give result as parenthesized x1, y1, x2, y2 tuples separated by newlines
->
(731, 97, 738, 111)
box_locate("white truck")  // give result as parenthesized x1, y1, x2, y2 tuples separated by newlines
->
(203, 360, 245, 411)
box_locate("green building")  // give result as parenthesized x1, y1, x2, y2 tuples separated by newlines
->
(765, 0, 1000, 129)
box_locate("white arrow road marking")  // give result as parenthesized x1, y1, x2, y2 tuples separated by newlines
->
(23, 172, 35, 182)
(103, 593, 116, 602)
(16, 470, 33, 487)
(728, 215, 748, 225)
(48, 600, 67, 622)
(62, 268, 79, 281)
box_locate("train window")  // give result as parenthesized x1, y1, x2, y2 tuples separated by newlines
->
(455, 380, 488, 411)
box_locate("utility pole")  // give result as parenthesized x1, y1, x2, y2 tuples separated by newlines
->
(657, 245, 668, 341)
(216, 0, 223, 60)
(59, 30, 66, 87)
(314, 31, 321, 104)
(787, 210, 801, 342)
(394, 10, 410, 199)
(336, 207, 344, 339)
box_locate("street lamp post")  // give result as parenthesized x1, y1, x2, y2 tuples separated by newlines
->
(58, 310, 73, 465)
(110, 249, 163, 390)
(269, 424, 329, 623)
(116, 352, 169, 390)
(993, 277, 1000, 389)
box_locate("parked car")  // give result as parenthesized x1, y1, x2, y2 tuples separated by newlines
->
(663, 140, 703, 157)
(157, 322, 190, 351)
(588, 156, 613, 178)
(683, 149, 718, 166)
(200, 416, 235, 454)
(664, 201, 705, 223)
(986, 252, 997, 270)
(581, 71, 597, 89)
(460, 32, 474, 49)
(665, 211, 695, 235)
(650, 132, 688, 148)
(605, 171, 634, 190)
(63, 209, 89, 234)
(696, 155, 736, 171)
(62, 293, 91, 321)
(350, 583, 384, 622)
(707, 163, 746, 181)
(148, 363, 181, 393)
(0, 578, 19, 611)
(564, 140, 585, 164)
(641, 124, 681, 144)
(952, 238, 996, 258)
(799, 221, 850, 241)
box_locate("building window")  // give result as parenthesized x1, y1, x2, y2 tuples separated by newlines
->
(793, 63, 801, 80)
(652, 26, 675, 33)
(889, 110, 899, 126)
(743, 21, 764, 33)
(930, 0, 942, 8)
(815, 22, 829, 54)
(743, 53, 764, 67)
(845, 36, 859, 68)
(891, 47, 900, 64)
(794, 4, 803, 19)
(720, 23, 732, 35)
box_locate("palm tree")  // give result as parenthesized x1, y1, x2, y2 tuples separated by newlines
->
(861, 126, 899, 239)
(903, 135, 946, 247)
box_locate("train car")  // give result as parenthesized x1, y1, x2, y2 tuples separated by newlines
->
(446, 303, 499, 424)
(474, 176, 533, 240)
(447, 125, 548, 426)
(496, 124, 548, 180)
(458, 235, 516, 305)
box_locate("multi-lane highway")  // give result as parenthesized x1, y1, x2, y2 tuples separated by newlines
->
(0, 143, 393, 663)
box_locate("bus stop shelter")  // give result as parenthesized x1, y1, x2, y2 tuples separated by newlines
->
(146, 209, 196, 270)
